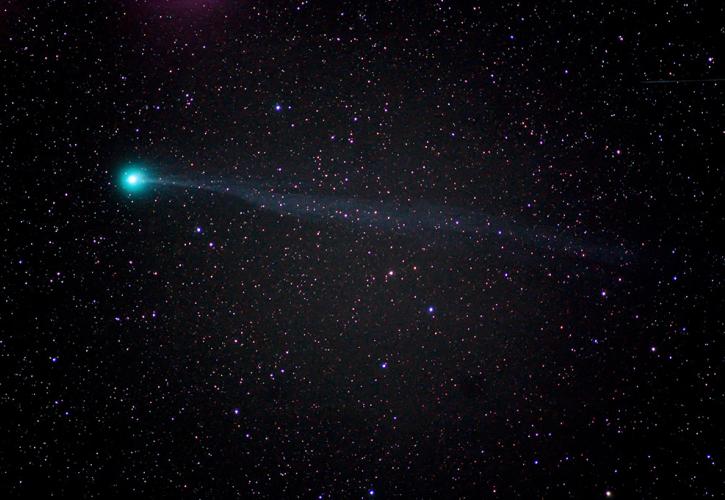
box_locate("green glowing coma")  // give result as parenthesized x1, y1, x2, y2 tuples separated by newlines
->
(120, 167, 147, 193)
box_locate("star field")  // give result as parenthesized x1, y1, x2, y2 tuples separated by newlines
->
(1, 1, 723, 498)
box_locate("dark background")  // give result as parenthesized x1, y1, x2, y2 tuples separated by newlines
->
(1, 1, 723, 498)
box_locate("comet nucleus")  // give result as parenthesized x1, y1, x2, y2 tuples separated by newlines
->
(120, 167, 148, 193)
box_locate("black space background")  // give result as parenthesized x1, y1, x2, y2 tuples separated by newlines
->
(1, 1, 723, 498)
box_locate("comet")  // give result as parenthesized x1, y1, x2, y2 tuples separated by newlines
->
(116, 162, 630, 265)
(119, 166, 149, 193)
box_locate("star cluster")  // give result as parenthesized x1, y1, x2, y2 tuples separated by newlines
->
(1, 1, 723, 498)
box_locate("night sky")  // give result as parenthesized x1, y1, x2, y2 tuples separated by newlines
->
(2, 1, 724, 498)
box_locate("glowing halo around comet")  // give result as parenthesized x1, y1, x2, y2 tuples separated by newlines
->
(119, 166, 149, 194)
